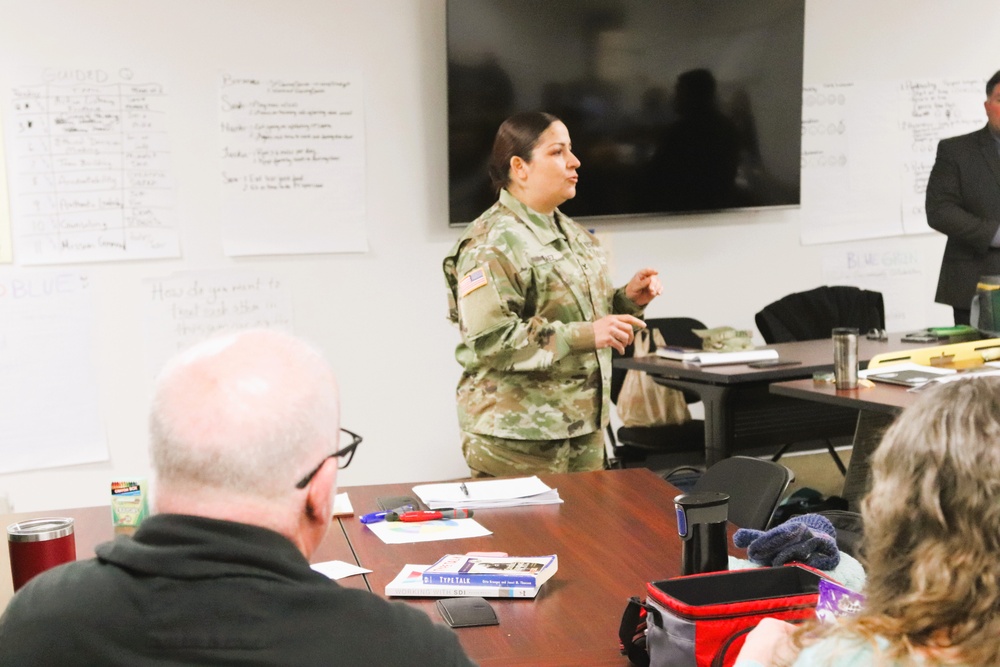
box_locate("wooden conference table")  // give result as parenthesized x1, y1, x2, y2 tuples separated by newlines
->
(341, 468, 732, 667)
(615, 334, 907, 465)
(770, 336, 1000, 508)
(770, 375, 916, 511)
(2, 469, 738, 667)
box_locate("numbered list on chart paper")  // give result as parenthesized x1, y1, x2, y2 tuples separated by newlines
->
(7, 69, 179, 264)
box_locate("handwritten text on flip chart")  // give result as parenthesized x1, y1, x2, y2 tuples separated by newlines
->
(6, 68, 180, 264)
(143, 270, 294, 373)
(0, 270, 108, 473)
(822, 246, 926, 331)
(898, 78, 984, 233)
(800, 81, 900, 245)
(219, 72, 368, 255)
(801, 76, 987, 244)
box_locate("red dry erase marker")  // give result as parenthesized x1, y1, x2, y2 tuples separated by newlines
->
(385, 509, 474, 522)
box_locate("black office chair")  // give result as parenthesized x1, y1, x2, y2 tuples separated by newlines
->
(755, 285, 885, 344)
(607, 317, 708, 470)
(818, 509, 864, 559)
(685, 456, 792, 530)
(754, 285, 886, 475)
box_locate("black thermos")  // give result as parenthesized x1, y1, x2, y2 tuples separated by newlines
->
(674, 491, 730, 575)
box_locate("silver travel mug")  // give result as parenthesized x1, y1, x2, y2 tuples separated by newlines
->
(832, 327, 859, 390)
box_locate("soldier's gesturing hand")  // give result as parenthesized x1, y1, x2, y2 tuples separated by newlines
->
(594, 315, 646, 354)
(624, 268, 663, 306)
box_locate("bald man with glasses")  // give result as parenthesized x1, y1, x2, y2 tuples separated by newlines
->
(0, 329, 474, 666)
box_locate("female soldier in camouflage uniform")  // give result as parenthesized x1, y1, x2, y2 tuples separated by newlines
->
(443, 112, 663, 477)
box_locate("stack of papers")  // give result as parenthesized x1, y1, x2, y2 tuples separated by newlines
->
(655, 347, 779, 366)
(412, 476, 562, 510)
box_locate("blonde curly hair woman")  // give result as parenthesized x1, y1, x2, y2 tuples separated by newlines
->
(736, 376, 1000, 667)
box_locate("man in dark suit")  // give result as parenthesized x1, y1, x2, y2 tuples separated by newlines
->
(926, 70, 1000, 325)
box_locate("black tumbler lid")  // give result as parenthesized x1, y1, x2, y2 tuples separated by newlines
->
(673, 491, 729, 509)
(674, 492, 729, 539)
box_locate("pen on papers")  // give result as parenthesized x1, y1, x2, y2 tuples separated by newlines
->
(385, 509, 475, 522)
(359, 504, 414, 524)
(459, 482, 469, 497)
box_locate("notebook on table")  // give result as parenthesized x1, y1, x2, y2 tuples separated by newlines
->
(860, 363, 955, 387)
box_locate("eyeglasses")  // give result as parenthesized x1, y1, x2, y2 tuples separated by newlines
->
(866, 328, 888, 341)
(294, 428, 362, 489)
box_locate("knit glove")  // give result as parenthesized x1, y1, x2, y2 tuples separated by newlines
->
(733, 513, 840, 570)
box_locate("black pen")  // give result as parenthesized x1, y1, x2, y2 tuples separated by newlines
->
(459, 482, 469, 497)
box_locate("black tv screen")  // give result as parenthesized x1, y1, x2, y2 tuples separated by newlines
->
(446, 0, 805, 224)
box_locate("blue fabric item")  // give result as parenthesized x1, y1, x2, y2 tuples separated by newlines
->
(733, 513, 841, 570)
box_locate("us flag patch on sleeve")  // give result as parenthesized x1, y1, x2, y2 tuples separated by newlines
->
(458, 267, 488, 297)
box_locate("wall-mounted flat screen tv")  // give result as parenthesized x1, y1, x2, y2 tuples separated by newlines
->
(447, 0, 805, 225)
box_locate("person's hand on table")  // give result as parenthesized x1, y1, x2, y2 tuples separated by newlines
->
(594, 314, 646, 354)
(625, 268, 663, 306)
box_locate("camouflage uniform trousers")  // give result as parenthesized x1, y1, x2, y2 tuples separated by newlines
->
(461, 430, 605, 478)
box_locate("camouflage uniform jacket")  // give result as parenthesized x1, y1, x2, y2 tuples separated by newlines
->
(443, 189, 644, 440)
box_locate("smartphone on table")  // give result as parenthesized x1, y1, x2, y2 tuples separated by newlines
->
(747, 359, 801, 369)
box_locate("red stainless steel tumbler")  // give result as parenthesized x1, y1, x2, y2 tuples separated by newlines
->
(7, 517, 76, 591)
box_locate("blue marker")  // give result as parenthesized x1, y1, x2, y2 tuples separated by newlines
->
(359, 504, 414, 524)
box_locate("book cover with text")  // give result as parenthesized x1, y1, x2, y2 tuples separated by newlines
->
(421, 554, 557, 588)
(386, 565, 539, 598)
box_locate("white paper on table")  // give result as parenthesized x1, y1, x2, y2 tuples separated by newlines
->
(364, 518, 492, 545)
(310, 560, 371, 580)
(683, 349, 779, 366)
(412, 476, 562, 510)
(333, 492, 353, 517)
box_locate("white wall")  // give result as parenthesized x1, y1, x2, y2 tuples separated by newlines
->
(0, 0, 995, 512)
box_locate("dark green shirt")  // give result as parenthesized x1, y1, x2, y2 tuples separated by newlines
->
(0, 514, 474, 666)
